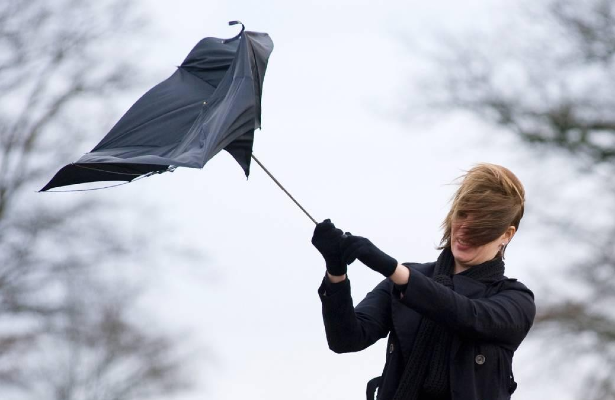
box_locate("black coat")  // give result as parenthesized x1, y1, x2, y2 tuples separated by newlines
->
(318, 262, 536, 400)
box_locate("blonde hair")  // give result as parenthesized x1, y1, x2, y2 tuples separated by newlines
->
(439, 163, 525, 252)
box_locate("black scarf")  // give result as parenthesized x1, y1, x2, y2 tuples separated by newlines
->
(392, 248, 505, 400)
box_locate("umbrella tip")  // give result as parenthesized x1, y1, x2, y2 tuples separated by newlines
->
(222, 21, 245, 44)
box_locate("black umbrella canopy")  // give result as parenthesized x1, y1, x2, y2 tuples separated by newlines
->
(41, 22, 274, 191)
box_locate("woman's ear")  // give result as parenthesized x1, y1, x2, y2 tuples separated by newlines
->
(503, 226, 516, 245)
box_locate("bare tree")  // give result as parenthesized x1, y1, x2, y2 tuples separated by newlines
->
(421, 0, 615, 398)
(0, 0, 193, 398)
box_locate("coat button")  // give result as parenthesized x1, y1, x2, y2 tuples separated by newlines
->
(389, 343, 394, 354)
(475, 354, 486, 365)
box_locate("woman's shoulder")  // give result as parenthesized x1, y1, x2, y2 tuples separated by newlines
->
(490, 275, 535, 300)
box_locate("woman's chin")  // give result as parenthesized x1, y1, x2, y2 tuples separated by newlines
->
(452, 245, 478, 264)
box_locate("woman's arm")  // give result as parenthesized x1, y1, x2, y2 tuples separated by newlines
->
(338, 234, 534, 348)
(319, 276, 392, 353)
(312, 221, 392, 353)
(398, 266, 536, 349)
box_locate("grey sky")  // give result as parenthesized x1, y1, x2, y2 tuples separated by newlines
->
(53, 0, 576, 399)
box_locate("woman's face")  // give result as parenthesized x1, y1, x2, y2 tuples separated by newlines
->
(451, 216, 515, 269)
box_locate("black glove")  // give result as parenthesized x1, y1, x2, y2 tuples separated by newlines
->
(340, 234, 398, 277)
(311, 219, 346, 276)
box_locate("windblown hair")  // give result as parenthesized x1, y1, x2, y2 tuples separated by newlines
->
(439, 164, 525, 252)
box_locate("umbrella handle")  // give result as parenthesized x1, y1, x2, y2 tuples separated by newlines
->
(251, 154, 318, 225)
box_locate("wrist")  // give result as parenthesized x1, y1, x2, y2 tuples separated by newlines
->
(325, 259, 347, 277)
(327, 271, 347, 283)
(388, 264, 410, 285)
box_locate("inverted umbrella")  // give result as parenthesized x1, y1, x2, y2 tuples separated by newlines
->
(41, 22, 318, 224)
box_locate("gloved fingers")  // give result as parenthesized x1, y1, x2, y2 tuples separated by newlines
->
(312, 220, 345, 247)
(331, 227, 344, 239)
(341, 239, 367, 265)
(339, 234, 362, 252)
(314, 219, 335, 234)
(345, 243, 371, 265)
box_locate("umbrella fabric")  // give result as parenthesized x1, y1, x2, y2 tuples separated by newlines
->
(41, 27, 274, 191)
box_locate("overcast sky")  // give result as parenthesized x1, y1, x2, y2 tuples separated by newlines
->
(56, 1, 578, 399)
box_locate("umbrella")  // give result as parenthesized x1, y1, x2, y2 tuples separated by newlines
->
(41, 21, 272, 191)
(41, 22, 318, 224)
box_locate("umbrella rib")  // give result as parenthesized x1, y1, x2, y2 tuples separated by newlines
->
(73, 163, 146, 176)
(39, 171, 157, 192)
(251, 154, 317, 225)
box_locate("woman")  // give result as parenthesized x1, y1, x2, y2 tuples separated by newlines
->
(311, 164, 535, 400)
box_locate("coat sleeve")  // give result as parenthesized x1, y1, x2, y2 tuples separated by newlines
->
(318, 275, 391, 353)
(399, 266, 536, 350)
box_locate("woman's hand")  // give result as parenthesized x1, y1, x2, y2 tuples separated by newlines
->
(340, 234, 398, 277)
(311, 219, 347, 277)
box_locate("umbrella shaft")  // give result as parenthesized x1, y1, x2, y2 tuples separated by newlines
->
(251, 154, 317, 225)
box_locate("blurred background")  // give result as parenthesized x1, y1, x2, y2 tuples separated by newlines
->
(1, 0, 614, 399)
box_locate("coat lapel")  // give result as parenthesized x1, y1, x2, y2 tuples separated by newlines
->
(391, 297, 423, 361)
(391, 264, 491, 361)
(391, 263, 435, 361)
(450, 275, 488, 359)
(452, 275, 488, 298)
